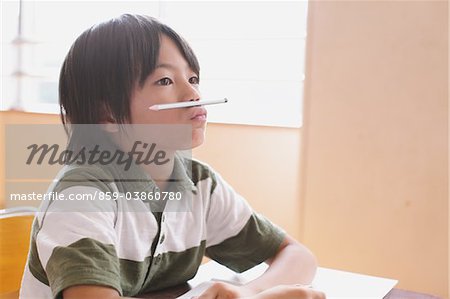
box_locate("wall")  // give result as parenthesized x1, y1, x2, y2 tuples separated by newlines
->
(0, 111, 61, 209)
(301, 1, 448, 297)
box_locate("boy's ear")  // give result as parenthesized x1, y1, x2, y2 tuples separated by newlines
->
(100, 117, 119, 133)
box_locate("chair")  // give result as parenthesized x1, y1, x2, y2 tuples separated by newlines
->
(0, 207, 37, 298)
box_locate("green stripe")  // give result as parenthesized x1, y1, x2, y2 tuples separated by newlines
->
(205, 213, 286, 273)
(46, 238, 122, 299)
(42, 237, 205, 297)
(140, 240, 205, 293)
(190, 160, 217, 195)
(118, 257, 152, 295)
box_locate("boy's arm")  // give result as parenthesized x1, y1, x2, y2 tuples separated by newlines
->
(197, 235, 322, 299)
(246, 235, 318, 292)
(63, 285, 139, 299)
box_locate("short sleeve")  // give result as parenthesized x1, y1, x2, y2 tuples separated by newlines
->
(35, 186, 122, 299)
(204, 172, 285, 273)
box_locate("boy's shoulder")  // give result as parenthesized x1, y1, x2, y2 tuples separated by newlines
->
(179, 156, 219, 191)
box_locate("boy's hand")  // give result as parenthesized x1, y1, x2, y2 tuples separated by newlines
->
(193, 282, 326, 299)
(193, 281, 256, 299)
(248, 285, 326, 299)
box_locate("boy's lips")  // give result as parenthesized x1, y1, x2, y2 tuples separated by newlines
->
(190, 107, 207, 121)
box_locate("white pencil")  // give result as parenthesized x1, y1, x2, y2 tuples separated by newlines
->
(149, 98, 228, 111)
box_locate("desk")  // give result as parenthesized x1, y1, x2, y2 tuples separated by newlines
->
(0, 283, 440, 299)
(142, 284, 441, 299)
(384, 289, 441, 299)
(0, 287, 440, 299)
(141, 261, 442, 299)
(1, 265, 440, 299)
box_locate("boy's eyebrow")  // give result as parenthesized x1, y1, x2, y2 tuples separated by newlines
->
(155, 63, 177, 70)
(155, 62, 194, 73)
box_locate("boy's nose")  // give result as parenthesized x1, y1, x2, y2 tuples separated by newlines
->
(181, 81, 201, 102)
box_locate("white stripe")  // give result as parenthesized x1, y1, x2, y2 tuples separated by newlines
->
(153, 173, 253, 254)
(20, 265, 52, 299)
(105, 182, 159, 261)
(36, 186, 117, 268)
(156, 194, 207, 255)
(114, 198, 158, 261)
(205, 172, 253, 247)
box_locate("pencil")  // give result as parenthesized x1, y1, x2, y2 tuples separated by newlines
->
(149, 98, 228, 111)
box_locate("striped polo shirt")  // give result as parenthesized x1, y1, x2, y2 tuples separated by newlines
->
(20, 154, 285, 299)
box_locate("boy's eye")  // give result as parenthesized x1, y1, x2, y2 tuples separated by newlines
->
(157, 77, 173, 86)
(189, 76, 200, 84)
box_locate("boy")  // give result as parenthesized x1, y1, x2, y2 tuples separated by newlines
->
(20, 14, 324, 299)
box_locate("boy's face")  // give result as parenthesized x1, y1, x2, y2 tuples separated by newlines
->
(129, 35, 205, 149)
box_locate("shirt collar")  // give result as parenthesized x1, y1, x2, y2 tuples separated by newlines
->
(106, 151, 197, 194)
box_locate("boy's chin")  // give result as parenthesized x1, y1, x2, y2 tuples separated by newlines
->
(191, 131, 205, 149)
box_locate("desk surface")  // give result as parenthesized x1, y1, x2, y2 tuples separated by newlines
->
(140, 261, 442, 299)
(142, 285, 441, 299)
(0, 288, 441, 299)
(384, 289, 441, 299)
(1, 265, 440, 299)
(0, 284, 440, 299)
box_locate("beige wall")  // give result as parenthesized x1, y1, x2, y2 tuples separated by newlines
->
(301, 1, 447, 297)
(0, 111, 61, 209)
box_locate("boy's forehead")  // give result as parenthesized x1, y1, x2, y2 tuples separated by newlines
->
(157, 35, 190, 71)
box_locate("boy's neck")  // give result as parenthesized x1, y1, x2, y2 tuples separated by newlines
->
(140, 151, 175, 191)
(111, 134, 177, 191)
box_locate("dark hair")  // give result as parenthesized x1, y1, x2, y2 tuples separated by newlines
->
(59, 14, 200, 127)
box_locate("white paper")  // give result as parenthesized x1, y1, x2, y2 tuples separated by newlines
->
(177, 261, 398, 299)
(312, 267, 398, 299)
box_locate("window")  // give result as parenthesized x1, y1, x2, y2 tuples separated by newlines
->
(1, 1, 308, 127)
